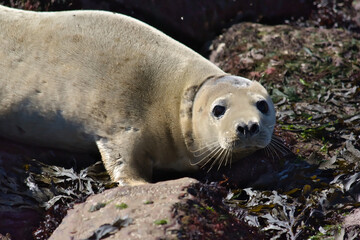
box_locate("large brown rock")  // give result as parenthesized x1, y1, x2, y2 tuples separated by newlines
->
(50, 178, 197, 240)
(2, 0, 314, 50)
(340, 208, 360, 238)
(344, 208, 360, 228)
(78, 0, 313, 50)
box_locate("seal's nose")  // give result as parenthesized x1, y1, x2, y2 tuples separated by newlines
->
(237, 122, 259, 137)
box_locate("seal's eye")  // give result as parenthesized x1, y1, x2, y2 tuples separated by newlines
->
(256, 100, 269, 114)
(212, 105, 226, 118)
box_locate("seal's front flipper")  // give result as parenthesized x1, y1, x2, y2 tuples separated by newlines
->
(96, 137, 152, 186)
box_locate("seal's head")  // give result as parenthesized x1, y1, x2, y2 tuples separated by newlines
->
(189, 76, 276, 168)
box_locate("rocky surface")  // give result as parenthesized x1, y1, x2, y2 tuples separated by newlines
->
(338, 209, 360, 239)
(2, 0, 359, 52)
(50, 178, 266, 240)
(75, 0, 314, 50)
(0, 139, 276, 240)
(210, 21, 360, 239)
(344, 209, 360, 228)
(50, 178, 196, 240)
(0, 1, 359, 240)
(210, 22, 360, 163)
(0, 0, 314, 50)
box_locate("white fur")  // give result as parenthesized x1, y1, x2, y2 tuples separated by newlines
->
(0, 6, 275, 184)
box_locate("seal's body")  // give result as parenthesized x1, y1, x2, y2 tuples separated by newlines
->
(0, 6, 276, 185)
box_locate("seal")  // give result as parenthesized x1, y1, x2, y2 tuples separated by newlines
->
(0, 5, 276, 185)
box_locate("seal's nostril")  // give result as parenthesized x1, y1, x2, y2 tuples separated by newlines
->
(237, 125, 245, 135)
(237, 122, 259, 136)
(249, 123, 259, 134)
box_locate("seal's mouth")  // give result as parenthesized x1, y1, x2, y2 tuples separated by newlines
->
(190, 139, 265, 172)
(223, 139, 265, 154)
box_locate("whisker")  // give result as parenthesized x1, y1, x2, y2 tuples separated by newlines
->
(263, 135, 293, 160)
(270, 136, 292, 153)
(264, 144, 271, 157)
(217, 148, 230, 171)
(267, 144, 275, 157)
(189, 136, 220, 141)
(264, 145, 275, 159)
(190, 145, 220, 166)
(271, 140, 290, 154)
(224, 144, 234, 167)
(227, 149, 233, 169)
(193, 143, 219, 158)
(208, 147, 226, 172)
(201, 146, 223, 170)
(229, 141, 235, 168)
(269, 144, 281, 159)
(189, 141, 219, 154)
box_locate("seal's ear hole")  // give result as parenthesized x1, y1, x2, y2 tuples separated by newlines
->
(212, 105, 226, 118)
(256, 100, 269, 114)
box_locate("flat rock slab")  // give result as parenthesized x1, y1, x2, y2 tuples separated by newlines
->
(50, 177, 197, 240)
(343, 208, 360, 228)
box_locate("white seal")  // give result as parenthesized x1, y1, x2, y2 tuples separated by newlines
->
(0, 5, 276, 185)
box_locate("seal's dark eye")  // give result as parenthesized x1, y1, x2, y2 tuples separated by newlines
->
(256, 100, 269, 114)
(212, 105, 226, 118)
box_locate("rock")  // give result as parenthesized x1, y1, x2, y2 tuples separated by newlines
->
(0, 233, 11, 240)
(77, 0, 313, 50)
(343, 208, 360, 228)
(339, 209, 360, 239)
(354, 0, 360, 27)
(3, 0, 314, 50)
(50, 178, 198, 240)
